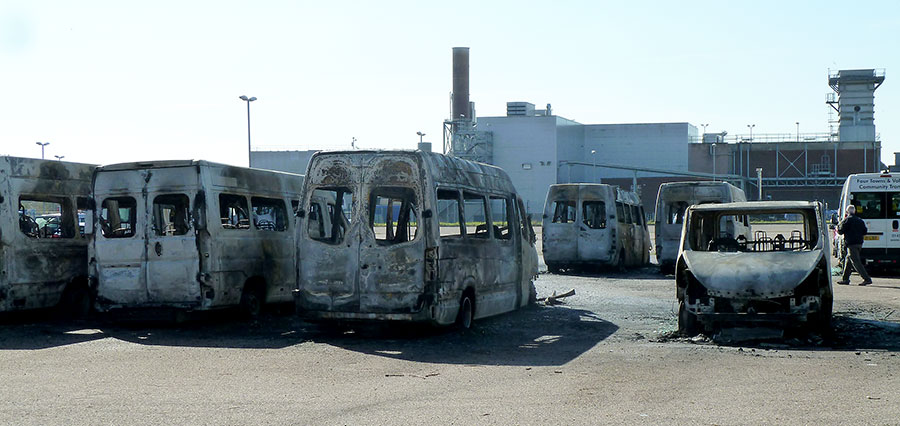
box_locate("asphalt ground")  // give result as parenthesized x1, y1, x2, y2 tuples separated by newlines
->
(0, 225, 898, 424)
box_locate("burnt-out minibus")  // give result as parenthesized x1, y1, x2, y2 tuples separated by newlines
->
(654, 181, 746, 273)
(294, 150, 539, 328)
(542, 184, 651, 272)
(90, 160, 303, 317)
(0, 156, 96, 315)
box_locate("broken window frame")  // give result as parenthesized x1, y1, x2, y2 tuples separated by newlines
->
(488, 196, 512, 241)
(219, 193, 251, 230)
(463, 191, 490, 239)
(582, 200, 607, 230)
(152, 193, 191, 236)
(18, 196, 76, 239)
(100, 196, 137, 239)
(551, 200, 576, 224)
(437, 188, 464, 239)
(368, 186, 419, 246)
(251, 196, 288, 232)
(307, 187, 354, 245)
(689, 209, 818, 252)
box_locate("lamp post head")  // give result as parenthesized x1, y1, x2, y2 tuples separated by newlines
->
(248, 97, 256, 102)
(239, 95, 248, 101)
(591, 150, 596, 154)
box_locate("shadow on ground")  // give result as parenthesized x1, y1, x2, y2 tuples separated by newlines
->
(0, 306, 309, 350)
(314, 304, 618, 366)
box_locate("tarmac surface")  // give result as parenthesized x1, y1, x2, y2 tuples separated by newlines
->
(1, 227, 899, 424)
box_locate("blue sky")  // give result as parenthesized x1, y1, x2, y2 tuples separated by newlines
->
(2, 1, 898, 167)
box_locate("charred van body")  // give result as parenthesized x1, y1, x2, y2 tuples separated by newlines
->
(675, 201, 833, 335)
(294, 150, 539, 328)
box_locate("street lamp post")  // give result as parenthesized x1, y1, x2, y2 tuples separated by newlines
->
(54, 155, 64, 161)
(701, 123, 709, 141)
(417, 131, 425, 143)
(747, 124, 755, 141)
(590, 149, 597, 183)
(796, 122, 800, 142)
(239, 95, 257, 167)
(36, 142, 50, 159)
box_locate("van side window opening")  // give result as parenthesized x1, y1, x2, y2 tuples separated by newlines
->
(517, 197, 534, 244)
(616, 202, 625, 223)
(631, 205, 642, 226)
(369, 187, 418, 245)
(551, 200, 576, 223)
(437, 189, 463, 238)
(76, 197, 92, 237)
(219, 194, 250, 230)
(891, 193, 900, 217)
(308, 188, 353, 244)
(667, 201, 689, 224)
(489, 196, 512, 240)
(251, 197, 288, 232)
(622, 203, 633, 224)
(153, 194, 191, 236)
(100, 197, 137, 238)
(582, 201, 607, 229)
(463, 192, 489, 239)
(851, 192, 885, 219)
(19, 197, 75, 239)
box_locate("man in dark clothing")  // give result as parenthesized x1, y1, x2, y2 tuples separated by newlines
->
(836, 205, 872, 286)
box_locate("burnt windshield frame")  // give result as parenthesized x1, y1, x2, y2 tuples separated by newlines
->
(688, 209, 818, 252)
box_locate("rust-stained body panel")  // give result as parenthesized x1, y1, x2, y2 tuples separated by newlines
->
(541, 183, 650, 270)
(90, 160, 303, 312)
(0, 156, 95, 312)
(675, 201, 833, 332)
(295, 150, 538, 326)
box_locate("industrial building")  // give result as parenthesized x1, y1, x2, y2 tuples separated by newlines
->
(445, 47, 886, 214)
(253, 47, 886, 217)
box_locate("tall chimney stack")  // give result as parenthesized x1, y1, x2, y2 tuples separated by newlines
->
(452, 47, 470, 121)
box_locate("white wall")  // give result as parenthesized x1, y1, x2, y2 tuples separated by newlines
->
(481, 116, 562, 215)
(251, 150, 318, 175)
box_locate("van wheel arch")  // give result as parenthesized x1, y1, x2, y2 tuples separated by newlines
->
(239, 278, 267, 319)
(456, 287, 476, 329)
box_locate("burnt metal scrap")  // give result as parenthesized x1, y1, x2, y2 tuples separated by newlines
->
(0, 156, 96, 314)
(676, 201, 833, 336)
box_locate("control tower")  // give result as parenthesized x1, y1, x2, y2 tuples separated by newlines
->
(826, 69, 885, 142)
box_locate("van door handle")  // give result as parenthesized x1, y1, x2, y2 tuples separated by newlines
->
(155, 242, 163, 256)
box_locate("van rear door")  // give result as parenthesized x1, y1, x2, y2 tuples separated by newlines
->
(358, 154, 425, 313)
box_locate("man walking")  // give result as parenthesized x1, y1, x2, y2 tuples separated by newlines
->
(836, 205, 872, 286)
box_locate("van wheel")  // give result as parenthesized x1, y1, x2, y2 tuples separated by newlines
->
(239, 284, 265, 319)
(810, 297, 833, 332)
(678, 301, 699, 336)
(457, 294, 474, 329)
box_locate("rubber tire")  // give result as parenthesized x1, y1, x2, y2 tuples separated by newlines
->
(678, 300, 700, 337)
(457, 294, 474, 329)
(239, 285, 265, 319)
(812, 297, 833, 332)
